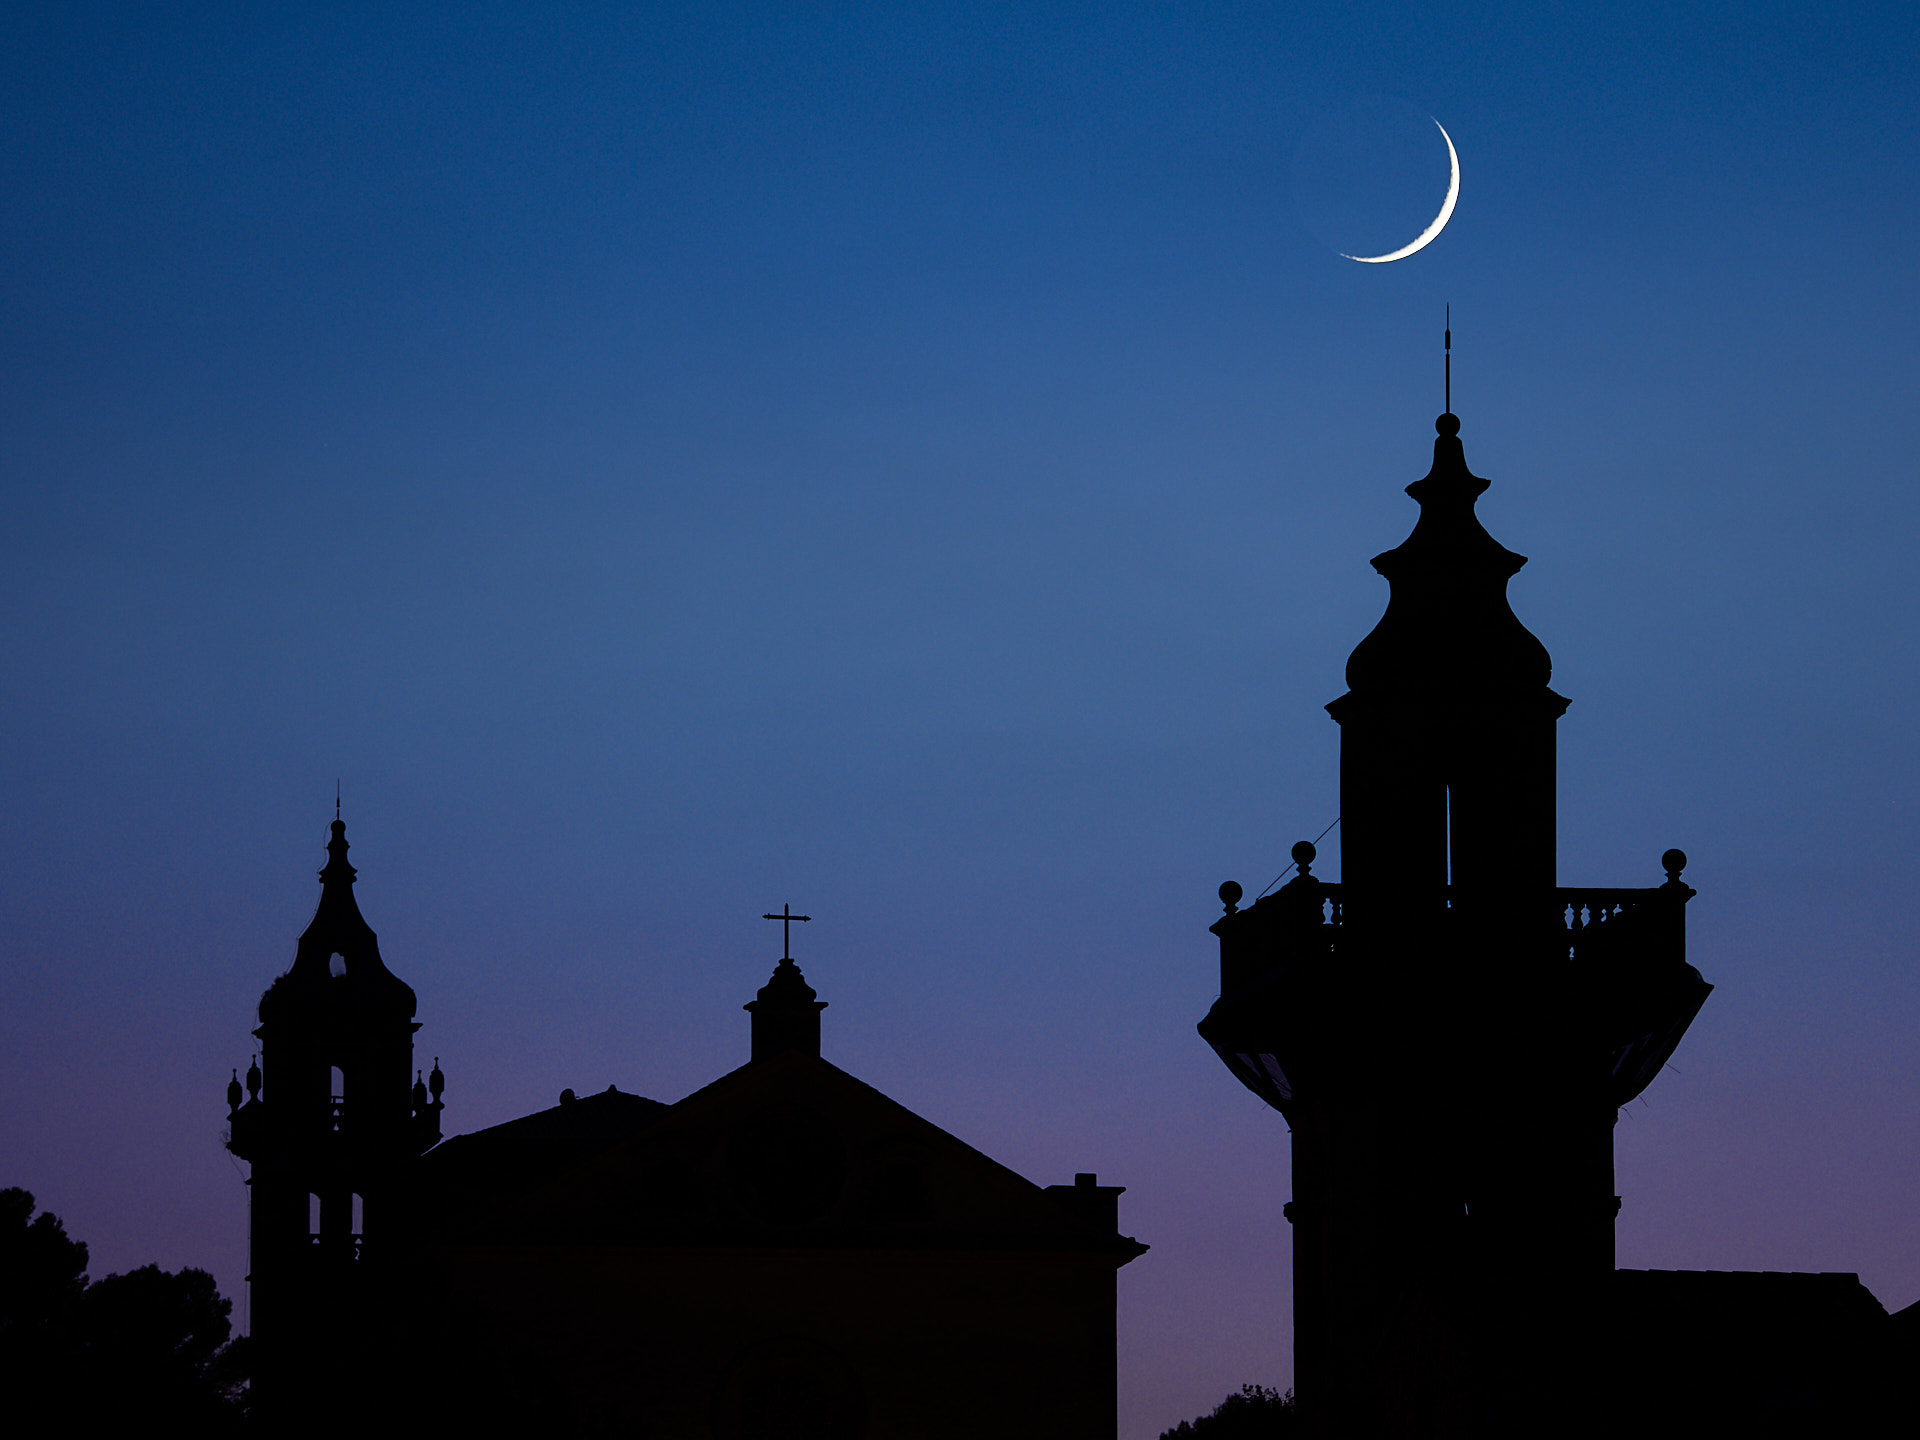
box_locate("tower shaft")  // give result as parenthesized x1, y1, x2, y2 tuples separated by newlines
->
(1199, 411, 1708, 1437)
(225, 818, 443, 1425)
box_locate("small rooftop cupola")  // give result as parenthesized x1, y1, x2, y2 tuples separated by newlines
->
(746, 905, 826, 1061)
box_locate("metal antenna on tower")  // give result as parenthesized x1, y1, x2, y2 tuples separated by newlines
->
(1445, 304, 1452, 414)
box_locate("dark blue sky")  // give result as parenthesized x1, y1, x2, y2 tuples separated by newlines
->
(2, 4, 1916, 1432)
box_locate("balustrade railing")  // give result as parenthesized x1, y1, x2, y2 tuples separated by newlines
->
(1215, 879, 1685, 996)
(307, 1232, 363, 1260)
(1205, 863, 1701, 1112)
(1557, 887, 1677, 964)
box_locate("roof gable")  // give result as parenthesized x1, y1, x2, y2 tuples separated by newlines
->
(453, 1053, 1143, 1260)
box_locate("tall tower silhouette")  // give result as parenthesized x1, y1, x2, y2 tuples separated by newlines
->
(226, 815, 444, 1420)
(1199, 403, 1712, 1436)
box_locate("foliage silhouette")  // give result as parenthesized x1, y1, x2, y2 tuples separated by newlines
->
(1159, 1383, 1298, 1439)
(0, 1187, 247, 1431)
(0, 1184, 88, 1334)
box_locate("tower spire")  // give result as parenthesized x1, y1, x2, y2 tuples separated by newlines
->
(1444, 304, 1452, 416)
(228, 814, 439, 1418)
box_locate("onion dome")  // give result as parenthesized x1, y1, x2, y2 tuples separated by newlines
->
(257, 816, 418, 1027)
(1343, 413, 1557, 701)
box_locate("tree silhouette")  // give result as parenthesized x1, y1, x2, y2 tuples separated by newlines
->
(0, 1187, 247, 1430)
(0, 1184, 90, 1412)
(1160, 1384, 1298, 1438)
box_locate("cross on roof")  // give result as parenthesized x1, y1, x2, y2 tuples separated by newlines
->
(762, 903, 811, 961)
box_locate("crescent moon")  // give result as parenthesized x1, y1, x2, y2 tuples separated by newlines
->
(1340, 119, 1459, 264)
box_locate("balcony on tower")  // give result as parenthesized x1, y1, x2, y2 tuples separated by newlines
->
(1199, 844, 1710, 1117)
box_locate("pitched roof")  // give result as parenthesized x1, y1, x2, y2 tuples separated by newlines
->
(418, 1085, 668, 1224)
(443, 1052, 1145, 1261)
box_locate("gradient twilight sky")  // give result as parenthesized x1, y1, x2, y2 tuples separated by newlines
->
(2, 3, 1917, 1432)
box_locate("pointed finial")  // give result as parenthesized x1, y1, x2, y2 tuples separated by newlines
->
(321, 806, 353, 881)
(1444, 304, 1452, 418)
(335, 779, 340, 821)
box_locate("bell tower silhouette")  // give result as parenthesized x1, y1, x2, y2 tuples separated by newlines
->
(226, 813, 444, 1419)
(1200, 383, 1712, 1436)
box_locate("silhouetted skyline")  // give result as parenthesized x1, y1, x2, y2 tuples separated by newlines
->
(2, 7, 1917, 1435)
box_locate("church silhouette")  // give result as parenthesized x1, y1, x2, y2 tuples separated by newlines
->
(223, 378, 1915, 1437)
(225, 821, 1145, 1435)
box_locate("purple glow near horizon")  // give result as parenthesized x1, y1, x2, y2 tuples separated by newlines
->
(1, 6, 1916, 1434)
